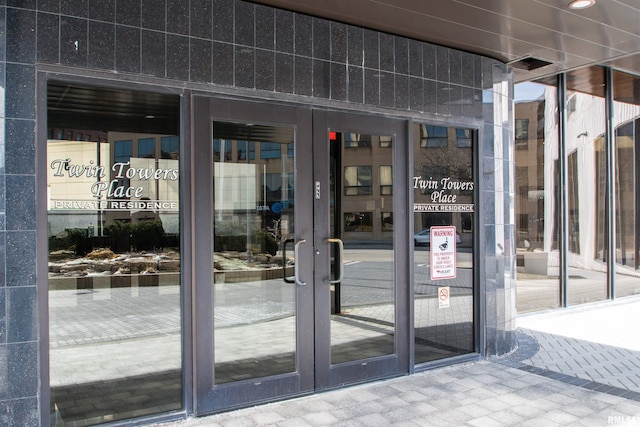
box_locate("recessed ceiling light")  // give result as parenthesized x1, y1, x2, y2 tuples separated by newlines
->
(569, 0, 595, 9)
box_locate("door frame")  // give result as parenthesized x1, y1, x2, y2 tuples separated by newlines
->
(312, 110, 411, 389)
(193, 96, 412, 414)
(192, 96, 315, 414)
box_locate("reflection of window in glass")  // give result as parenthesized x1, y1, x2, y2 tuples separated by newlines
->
(515, 119, 529, 150)
(566, 94, 577, 116)
(345, 133, 372, 148)
(161, 136, 180, 159)
(264, 173, 283, 201)
(615, 121, 635, 267)
(420, 212, 452, 229)
(236, 140, 255, 161)
(344, 212, 372, 232)
(461, 213, 473, 232)
(595, 136, 606, 262)
(380, 165, 392, 195)
(287, 143, 294, 158)
(381, 212, 393, 231)
(420, 124, 447, 148)
(344, 166, 372, 195)
(519, 213, 529, 232)
(237, 140, 247, 160)
(567, 150, 580, 254)
(260, 142, 281, 159)
(213, 139, 232, 161)
(138, 137, 155, 158)
(115, 140, 132, 163)
(379, 135, 393, 148)
(456, 166, 473, 194)
(456, 128, 472, 148)
(420, 165, 448, 194)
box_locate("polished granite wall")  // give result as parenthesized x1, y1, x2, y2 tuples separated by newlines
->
(0, 0, 515, 424)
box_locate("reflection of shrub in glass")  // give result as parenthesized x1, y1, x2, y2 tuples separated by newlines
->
(131, 220, 165, 251)
(253, 229, 278, 256)
(105, 221, 131, 253)
(213, 220, 278, 255)
(62, 228, 93, 256)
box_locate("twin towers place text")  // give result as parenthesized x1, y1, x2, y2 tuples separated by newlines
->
(50, 159, 179, 211)
(412, 176, 475, 212)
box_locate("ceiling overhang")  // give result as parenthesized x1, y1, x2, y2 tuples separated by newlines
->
(254, 0, 640, 83)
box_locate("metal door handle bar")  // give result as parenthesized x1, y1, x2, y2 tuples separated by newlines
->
(324, 238, 344, 283)
(294, 239, 306, 286)
(282, 238, 295, 284)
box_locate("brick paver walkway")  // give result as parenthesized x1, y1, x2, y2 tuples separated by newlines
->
(155, 295, 640, 426)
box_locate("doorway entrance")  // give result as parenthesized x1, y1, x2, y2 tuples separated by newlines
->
(193, 98, 409, 414)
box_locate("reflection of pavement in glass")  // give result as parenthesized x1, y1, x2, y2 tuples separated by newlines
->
(414, 294, 474, 361)
(49, 286, 182, 388)
(50, 334, 181, 387)
(49, 286, 181, 347)
(414, 263, 473, 296)
(517, 267, 640, 313)
(49, 259, 476, 387)
(213, 281, 296, 327)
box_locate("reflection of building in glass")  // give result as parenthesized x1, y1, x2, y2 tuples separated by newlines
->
(333, 132, 394, 241)
(212, 124, 295, 244)
(515, 70, 640, 313)
(47, 131, 180, 237)
(412, 124, 474, 247)
(514, 89, 559, 264)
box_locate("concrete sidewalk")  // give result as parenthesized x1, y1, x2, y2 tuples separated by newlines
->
(156, 295, 640, 426)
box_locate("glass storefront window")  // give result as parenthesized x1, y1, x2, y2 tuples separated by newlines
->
(412, 123, 475, 364)
(613, 71, 640, 298)
(565, 67, 608, 305)
(514, 82, 560, 312)
(47, 83, 182, 426)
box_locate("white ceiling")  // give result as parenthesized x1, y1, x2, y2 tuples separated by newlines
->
(257, 0, 640, 83)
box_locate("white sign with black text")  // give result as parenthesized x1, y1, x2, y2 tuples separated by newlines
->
(430, 226, 457, 280)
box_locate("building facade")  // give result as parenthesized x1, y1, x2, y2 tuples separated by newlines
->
(4, 1, 518, 425)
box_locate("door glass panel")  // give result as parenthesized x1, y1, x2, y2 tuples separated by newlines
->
(329, 131, 395, 364)
(47, 83, 182, 425)
(212, 122, 297, 383)
(412, 124, 475, 364)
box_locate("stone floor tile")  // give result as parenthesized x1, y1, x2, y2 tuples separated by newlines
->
(301, 411, 339, 426)
(466, 414, 509, 427)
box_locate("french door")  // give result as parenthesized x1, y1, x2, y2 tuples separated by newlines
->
(193, 97, 409, 415)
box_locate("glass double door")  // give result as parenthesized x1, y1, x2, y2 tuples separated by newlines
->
(193, 98, 408, 414)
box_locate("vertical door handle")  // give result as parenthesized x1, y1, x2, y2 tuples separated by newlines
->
(324, 238, 344, 283)
(282, 238, 307, 285)
(294, 239, 307, 286)
(282, 238, 295, 284)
